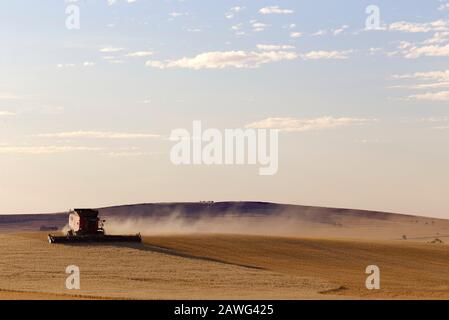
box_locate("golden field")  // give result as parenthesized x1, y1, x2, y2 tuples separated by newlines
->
(0, 231, 448, 299)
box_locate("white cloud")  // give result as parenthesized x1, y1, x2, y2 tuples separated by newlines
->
(312, 30, 327, 36)
(57, 63, 76, 68)
(403, 43, 449, 58)
(231, 23, 243, 31)
(257, 44, 295, 51)
(0, 92, 21, 100)
(0, 111, 16, 116)
(300, 50, 353, 60)
(438, 3, 449, 11)
(423, 31, 449, 44)
(169, 12, 188, 18)
(107, 0, 136, 5)
(186, 28, 201, 33)
(333, 25, 349, 35)
(389, 20, 449, 33)
(104, 151, 158, 157)
(252, 21, 269, 32)
(225, 6, 245, 19)
(125, 51, 154, 57)
(311, 25, 349, 37)
(100, 47, 125, 53)
(145, 60, 166, 68)
(392, 69, 449, 81)
(407, 91, 449, 101)
(246, 117, 377, 132)
(0, 146, 102, 155)
(145, 50, 298, 70)
(392, 82, 449, 89)
(392, 25, 449, 58)
(36, 131, 161, 139)
(392, 69, 449, 100)
(259, 6, 294, 15)
(231, 6, 245, 13)
(83, 61, 95, 67)
(420, 116, 449, 123)
(290, 32, 302, 38)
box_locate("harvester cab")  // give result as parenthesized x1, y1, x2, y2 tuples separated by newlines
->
(48, 209, 141, 244)
(67, 209, 104, 236)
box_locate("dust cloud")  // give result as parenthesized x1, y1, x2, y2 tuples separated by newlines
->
(104, 211, 321, 237)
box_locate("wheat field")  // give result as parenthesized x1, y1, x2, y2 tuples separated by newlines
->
(0, 232, 448, 299)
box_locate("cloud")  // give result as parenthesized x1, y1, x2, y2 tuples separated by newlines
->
(407, 91, 449, 101)
(423, 31, 449, 44)
(311, 25, 350, 37)
(333, 25, 349, 35)
(100, 47, 125, 53)
(420, 116, 449, 123)
(145, 48, 352, 70)
(107, 0, 137, 5)
(245, 117, 377, 132)
(259, 6, 294, 15)
(389, 20, 449, 33)
(312, 30, 327, 36)
(257, 44, 295, 51)
(104, 151, 159, 157)
(393, 82, 449, 89)
(392, 69, 449, 81)
(125, 51, 154, 57)
(57, 63, 76, 68)
(0, 111, 16, 116)
(146, 60, 166, 68)
(145, 50, 298, 70)
(0, 93, 21, 100)
(392, 25, 449, 58)
(36, 131, 161, 139)
(186, 28, 201, 33)
(57, 62, 95, 68)
(225, 6, 245, 19)
(231, 23, 243, 31)
(169, 12, 188, 18)
(252, 21, 269, 32)
(290, 32, 302, 38)
(230, 6, 245, 13)
(438, 3, 449, 11)
(392, 69, 449, 100)
(402, 43, 449, 58)
(300, 50, 353, 60)
(0, 146, 102, 155)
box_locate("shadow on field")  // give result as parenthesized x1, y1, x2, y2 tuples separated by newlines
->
(112, 242, 265, 271)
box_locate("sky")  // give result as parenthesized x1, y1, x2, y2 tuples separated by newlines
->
(0, 0, 448, 217)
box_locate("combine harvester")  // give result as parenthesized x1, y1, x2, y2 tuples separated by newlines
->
(48, 209, 141, 244)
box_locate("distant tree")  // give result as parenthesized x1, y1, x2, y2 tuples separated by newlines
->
(402, 235, 407, 240)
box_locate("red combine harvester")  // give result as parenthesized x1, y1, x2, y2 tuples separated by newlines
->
(48, 209, 141, 244)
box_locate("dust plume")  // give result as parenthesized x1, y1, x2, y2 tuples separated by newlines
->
(104, 211, 321, 237)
